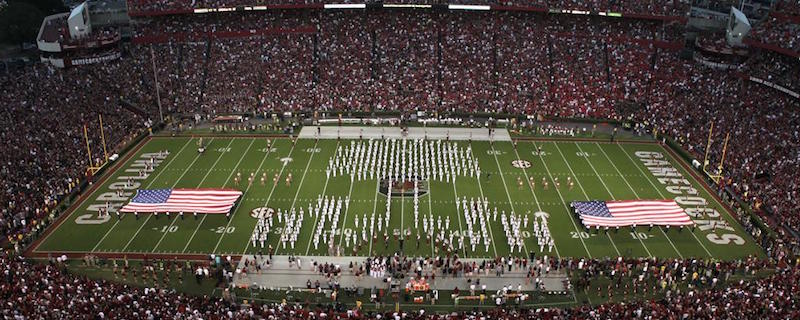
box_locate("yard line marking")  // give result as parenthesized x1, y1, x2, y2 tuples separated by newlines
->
(400, 177, 405, 245)
(91, 138, 194, 252)
(367, 171, 381, 256)
(615, 143, 714, 258)
(531, 141, 593, 258)
(181, 138, 263, 254)
(468, 143, 499, 257)
(573, 142, 652, 256)
(509, 142, 561, 259)
(121, 138, 217, 252)
(426, 176, 435, 258)
(153, 138, 241, 252)
(272, 139, 318, 256)
(305, 140, 339, 255)
(488, 142, 527, 256)
(593, 142, 682, 258)
(336, 160, 356, 250)
(450, 168, 470, 258)
(239, 139, 298, 255)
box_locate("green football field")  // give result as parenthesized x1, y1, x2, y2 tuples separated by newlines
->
(31, 134, 764, 261)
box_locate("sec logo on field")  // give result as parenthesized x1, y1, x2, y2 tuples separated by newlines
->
(511, 159, 532, 169)
(250, 207, 275, 219)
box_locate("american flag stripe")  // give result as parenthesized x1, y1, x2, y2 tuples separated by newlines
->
(573, 199, 693, 228)
(119, 188, 243, 214)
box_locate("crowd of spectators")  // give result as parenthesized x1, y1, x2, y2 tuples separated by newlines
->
(3, 249, 798, 318)
(2, 7, 800, 318)
(748, 16, 800, 53)
(635, 51, 800, 242)
(7, 7, 800, 254)
(741, 50, 800, 91)
(0, 59, 155, 248)
(125, 0, 690, 16)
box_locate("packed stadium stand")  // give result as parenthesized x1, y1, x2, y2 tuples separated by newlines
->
(1, 0, 800, 317)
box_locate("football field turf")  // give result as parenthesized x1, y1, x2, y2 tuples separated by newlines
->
(31, 134, 764, 261)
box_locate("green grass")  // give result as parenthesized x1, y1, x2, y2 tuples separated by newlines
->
(34, 135, 764, 260)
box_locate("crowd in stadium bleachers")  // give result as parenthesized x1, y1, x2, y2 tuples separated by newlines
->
(635, 53, 800, 239)
(741, 50, 800, 91)
(0, 62, 156, 248)
(5, 6, 800, 258)
(2, 3, 800, 318)
(3, 249, 798, 318)
(125, 0, 690, 16)
(748, 16, 800, 53)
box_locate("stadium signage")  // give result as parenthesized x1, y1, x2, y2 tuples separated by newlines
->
(511, 159, 532, 169)
(75, 152, 168, 225)
(635, 151, 745, 245)
(250, 207, 275, 219)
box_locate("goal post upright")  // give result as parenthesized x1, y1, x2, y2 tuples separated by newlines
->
(83, 124, 94, 174)
(702, 122, 713, 173)
(99, 114, 109, 163)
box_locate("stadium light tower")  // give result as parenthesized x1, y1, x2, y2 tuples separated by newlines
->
(150, 45, 164, 122)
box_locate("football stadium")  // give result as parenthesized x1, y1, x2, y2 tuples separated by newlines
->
(1, 0, 799, 318)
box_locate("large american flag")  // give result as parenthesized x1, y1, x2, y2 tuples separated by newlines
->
(572, 200, 693, 228)
(120, 188, 243, 214)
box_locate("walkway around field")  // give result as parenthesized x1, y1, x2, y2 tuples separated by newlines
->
(299, 126, 512, 142)
(233, 255, 568, 293)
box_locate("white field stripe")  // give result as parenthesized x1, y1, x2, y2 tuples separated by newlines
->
(450, 165, 470, 258)
(367, 176, 380, 256)
(272, 139, 319, 256)
(121, 138, 217, 252)
(614, 143, 714, 257)
(529, 141, 593, 258)
(468, 143, 499, 257)
(239, 140, 298, 255)
(91, 138, 195, 252)
(400, 182, 405, 244)
(593, 142, 684, 258)
(509, 141, 561, 259)
(305, 140, 339, 256)
(152, 138, 243, 252)
(572, 142, 652, 257)
(426, 174, 436, 257)
(184, 139, 267, 254)
(488, 142, 528, 256)
(336, 168, 356, 249)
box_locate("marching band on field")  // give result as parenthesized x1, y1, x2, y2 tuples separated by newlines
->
(249, 138, 554, 256)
